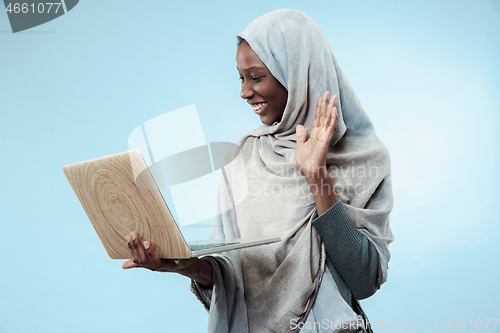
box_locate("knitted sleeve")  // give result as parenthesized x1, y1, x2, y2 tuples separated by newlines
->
(312, 198, 379, 300)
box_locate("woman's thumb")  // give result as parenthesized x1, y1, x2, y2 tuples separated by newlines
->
(296, 124, 307, 147)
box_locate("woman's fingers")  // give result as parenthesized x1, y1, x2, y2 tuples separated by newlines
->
(296, 124, 307, 147)
(324, 97, 333, 129)
(124, 234, 136, 262)
(123, 233, 172, 271)
(312, 91, 337, 134)
(320, 91, 329, 127)
(125, 233, 138, 262)
(143, 241, 163, 269)
(122, 259, 139, 269)
(330, 101, 338, 131)
(327, 94, 338, 130)
(315, 91, 338, 128)
(312, 94, 323, 129)
(127, 232, 149, 265)
(328, 94, 337, 109)
(296, 92, 339, 179)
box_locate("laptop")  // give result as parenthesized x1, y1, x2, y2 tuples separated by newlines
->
(63, 150, 281, 259)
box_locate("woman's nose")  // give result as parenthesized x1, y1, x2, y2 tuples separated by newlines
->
(240, 81, 254, 99)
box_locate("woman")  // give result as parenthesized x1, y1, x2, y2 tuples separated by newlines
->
(123, 9, 394, 333)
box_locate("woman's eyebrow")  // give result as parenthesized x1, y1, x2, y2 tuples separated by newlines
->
(237, 66, 266, 72)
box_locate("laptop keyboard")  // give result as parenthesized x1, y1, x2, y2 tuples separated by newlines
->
(188, 241, 240, 252)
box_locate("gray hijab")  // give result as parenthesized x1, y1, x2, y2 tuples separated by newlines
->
(191, 8, 394, 333)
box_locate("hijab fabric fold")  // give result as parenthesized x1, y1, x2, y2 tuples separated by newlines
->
(191, 8, 394, 333)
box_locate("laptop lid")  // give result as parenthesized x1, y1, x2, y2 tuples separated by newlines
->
(63, 150, 192, 259)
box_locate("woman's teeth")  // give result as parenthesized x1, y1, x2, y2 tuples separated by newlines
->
(252, 103, 267, 111)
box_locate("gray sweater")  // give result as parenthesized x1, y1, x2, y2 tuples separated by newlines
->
(312, 198, 379, 308)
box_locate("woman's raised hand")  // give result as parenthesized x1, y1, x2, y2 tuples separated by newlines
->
(122, 232, 214, 287)
(295, 91, 338, 180)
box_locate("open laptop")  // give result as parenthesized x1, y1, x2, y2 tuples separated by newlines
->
(63, 150, 281, 259)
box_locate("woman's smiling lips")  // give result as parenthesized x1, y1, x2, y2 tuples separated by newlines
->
(251, 102, 268, 115)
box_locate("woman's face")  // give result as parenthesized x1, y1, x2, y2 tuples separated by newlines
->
(236, 40, 288, 126)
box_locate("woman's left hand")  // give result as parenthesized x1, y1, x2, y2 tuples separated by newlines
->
(121, 232, 214, 287)
(295, 91, 338, 180)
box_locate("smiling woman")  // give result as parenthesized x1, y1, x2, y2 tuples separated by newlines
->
(237, 40, 288, 126)
(189, 8, 394, 333)
(122, 8, 394, 333)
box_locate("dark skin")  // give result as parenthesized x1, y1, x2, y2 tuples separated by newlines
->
(122, 233, 213, 286)
(122, 40, 339, 287)
(237, 40, 288, 126)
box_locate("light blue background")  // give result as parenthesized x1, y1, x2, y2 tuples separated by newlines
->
(1, 1, 499, 332)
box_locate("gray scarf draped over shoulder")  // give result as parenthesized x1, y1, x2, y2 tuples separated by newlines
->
(191, 8, 394, 333)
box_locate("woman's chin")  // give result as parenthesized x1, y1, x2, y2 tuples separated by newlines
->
(258, 109, 283, 126)
(261, 118, 273, 126)
(259, 114, 274, 126)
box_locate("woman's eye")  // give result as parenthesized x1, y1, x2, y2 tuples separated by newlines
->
(239, 75, 263, 82)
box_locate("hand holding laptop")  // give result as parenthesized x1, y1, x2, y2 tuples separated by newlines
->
(63, 150, 280, 261)
(121, 231, 214, 287)
(63, 149, 280, 288)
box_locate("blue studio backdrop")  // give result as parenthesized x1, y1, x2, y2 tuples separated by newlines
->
(1, 1, 499, 332)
